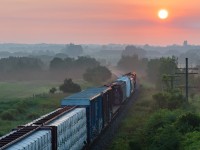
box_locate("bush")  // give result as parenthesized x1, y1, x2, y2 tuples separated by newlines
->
(1, 110, 16, 120)
(144, 109, 180, 147)
(149, 125, 180, 150)
(59, 78, 81, 93)
(181, 131, 200, 150)
(175, 112, 200, 134)
(49, 87, 57, 94)
(153, 92, 185, 110)
(83, 66, 112, 83)
(129, 140, 142, 150)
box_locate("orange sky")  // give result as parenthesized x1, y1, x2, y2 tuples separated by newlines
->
(0, 0, 200, 45)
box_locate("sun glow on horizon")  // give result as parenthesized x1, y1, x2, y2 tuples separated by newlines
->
(158, 9, 169, 20)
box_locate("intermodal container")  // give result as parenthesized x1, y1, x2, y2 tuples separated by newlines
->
(47, 108, 87, 150)
(5, 129, 52, 150)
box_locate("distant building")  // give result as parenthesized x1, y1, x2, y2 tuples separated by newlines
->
(183, 40, 188, 46)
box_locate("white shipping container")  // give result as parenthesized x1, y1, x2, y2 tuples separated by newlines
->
(48, 108, 87, 150)
(5, 130, 52, 150)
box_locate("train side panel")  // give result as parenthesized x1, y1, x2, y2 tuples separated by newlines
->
(61, 88, 104, 144)
(5, 129, 52, 150)
(47, 108, 87, 150)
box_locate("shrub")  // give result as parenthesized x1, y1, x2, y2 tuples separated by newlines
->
(153, 92, 185, 110)
(175, 112, 200, 134)
(129, 140, 142, 150)
(149, 125, 180, 150)
(49, 87, 57, 94)
(181, 131, 200, 150)
(1, 110, 15, 120)
(144, 109, 179, 146)
(59, 78, 81, 93)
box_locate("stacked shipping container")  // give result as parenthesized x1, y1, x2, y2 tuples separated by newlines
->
(48, 108, 87, 150)
(5, 130, 52, 150)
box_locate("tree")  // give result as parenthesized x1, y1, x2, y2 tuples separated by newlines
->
(49, 87, 57, 94)
(62, 43, 83, 57)
(75, 56, 100, 69)
(144, 110, 181, 149)
(59, 78, 81, 93)
(146, 57, 177, 89)
(49, 57, 66, 70)
(181, 131, 200, 149)
(0, 57, 43, 73)
(49, 56, 99, 71)
(117, 54, 148, 72)
(153, 92, 184, 110)
(83, 66, 112, 83)
(149, 125, 180, 150)
(122, 45, 147, 58)
(175, 112, 200, 134)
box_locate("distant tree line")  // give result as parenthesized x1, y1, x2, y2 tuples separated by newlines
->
(122, 45, 147, 58)
(61, 43, 83, 57)
(118, 54, 178, 89)
(117, 55, 148, 72)
(0, 57, 43, 73)
(83, 66, 112, 84)
(49, 56, 100, 70)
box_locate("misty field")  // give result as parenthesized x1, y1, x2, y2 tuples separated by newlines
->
(0, 80, 97, 136)
(0, 81, 61, 99)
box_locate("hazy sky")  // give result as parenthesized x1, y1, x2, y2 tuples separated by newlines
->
(0, 0, 200, 45)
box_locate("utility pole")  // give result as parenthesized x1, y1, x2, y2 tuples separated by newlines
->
(185, 58, 188, 102)
(176, 58, 198, 103)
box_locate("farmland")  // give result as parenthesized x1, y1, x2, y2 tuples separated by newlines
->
(0, 80, 95, 136)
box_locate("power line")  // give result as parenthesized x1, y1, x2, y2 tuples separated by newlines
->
(176, 58, 198, 102)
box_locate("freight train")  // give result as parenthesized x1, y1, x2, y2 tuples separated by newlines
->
(0, 72, 137, 150)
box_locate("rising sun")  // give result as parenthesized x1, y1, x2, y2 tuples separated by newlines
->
(158, 9, 169, 20)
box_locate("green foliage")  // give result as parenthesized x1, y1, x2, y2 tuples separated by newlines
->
(49, 56, 100, 70)
(1, 110, 16, 120)
(0, 93, 64, 135)
(59, 78, 81, 93)
(129, 140, 142, 150)
(153, 92, 185, 110)
(181, 131, 200, 150)
(175, 112, 200, 134)
(111, 81, 200, 150)
(49, 87, 57, 94)
(144, 110, 178, 137)
(26, 112, 40, 120)
(83, 66, 112, 83)
(49, 57, 67, 70)
(147, 57, 177, 89)
(149, 125, 180, 150)
(143, 110, 183, 150)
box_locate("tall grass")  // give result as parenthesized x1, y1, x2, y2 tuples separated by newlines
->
(109, 83, 158, 150)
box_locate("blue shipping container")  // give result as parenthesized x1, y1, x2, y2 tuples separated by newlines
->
(61, 87, 110, 144)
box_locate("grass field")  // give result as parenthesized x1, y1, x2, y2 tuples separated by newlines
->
(0, 81, 61, 99)
(0, 79, 98, 100)
(0, 79, 98, 136)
